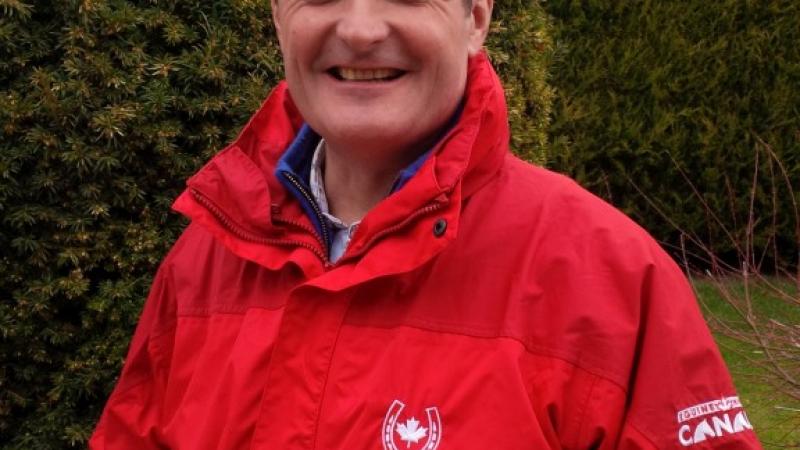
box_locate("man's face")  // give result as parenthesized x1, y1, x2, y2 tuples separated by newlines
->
(272, 0, 491, 158)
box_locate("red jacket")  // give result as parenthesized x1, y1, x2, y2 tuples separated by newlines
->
(91, 54, 761, 449)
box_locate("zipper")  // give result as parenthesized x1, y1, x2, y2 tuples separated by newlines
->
(281, 171, 332, 252)
(189, 188, 328, 263)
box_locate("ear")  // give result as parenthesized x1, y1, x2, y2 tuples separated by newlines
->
(271, 0, 283, 41)
(467, 0, 493, 56)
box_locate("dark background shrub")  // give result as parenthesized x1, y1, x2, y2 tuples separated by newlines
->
(0, 1, 280, 446)
(0, 1, 552, 447)
(544, 0, 800, 269)
(487, 0, 554, 164)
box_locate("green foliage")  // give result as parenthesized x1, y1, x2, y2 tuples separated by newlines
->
(488, 1, 554, 164)
(0, 0, 281, 447)
(545, 0, 800, 266)
(0, 1, 551, 447)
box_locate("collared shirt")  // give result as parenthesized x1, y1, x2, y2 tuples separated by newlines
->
(308, 139, 359, 263)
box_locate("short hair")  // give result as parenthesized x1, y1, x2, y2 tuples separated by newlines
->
(274, 0, 474, 7)
(274, 0, 474, 12)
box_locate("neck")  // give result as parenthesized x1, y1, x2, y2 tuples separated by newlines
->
(322, 142, 411, 225)
(319, 102, 461, 224)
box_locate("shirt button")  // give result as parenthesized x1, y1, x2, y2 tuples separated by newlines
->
(433, 218, 447, 237)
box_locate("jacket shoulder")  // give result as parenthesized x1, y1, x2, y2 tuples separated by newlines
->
(454, 156, 757, 448)
(158, 223, 292, 316)
(453, 155, 696, 382)
(468, 154, 663, 266)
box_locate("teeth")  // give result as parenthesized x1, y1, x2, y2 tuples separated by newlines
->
(337, 67, 401, 81)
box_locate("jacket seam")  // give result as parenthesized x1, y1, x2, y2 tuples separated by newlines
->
(573, 373, 600, 449)
(176, 305, 286, 317)
(159, 310, 631, 395)
(344, 321, 630, 394)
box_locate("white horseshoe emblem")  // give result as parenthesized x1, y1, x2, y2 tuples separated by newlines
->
(382, 399, 442, 450)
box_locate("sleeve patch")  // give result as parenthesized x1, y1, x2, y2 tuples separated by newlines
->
(676, 396, 753, 447)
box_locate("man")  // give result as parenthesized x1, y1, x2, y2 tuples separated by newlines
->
(91, 0, 762, 448)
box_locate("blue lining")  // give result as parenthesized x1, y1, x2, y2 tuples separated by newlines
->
(275, 124, 328, 245)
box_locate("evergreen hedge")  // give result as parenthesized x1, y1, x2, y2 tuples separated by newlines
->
(0, 1, 552, 447)
(545, 0, 800, 266)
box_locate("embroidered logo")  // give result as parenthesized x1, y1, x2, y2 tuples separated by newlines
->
(382, 400, 442, 450)
(676, 396, 753, 446)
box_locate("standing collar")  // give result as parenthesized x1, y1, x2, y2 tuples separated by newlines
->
(174, 51, 510, 279)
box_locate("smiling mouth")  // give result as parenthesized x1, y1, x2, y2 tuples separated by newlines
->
(328, 67, 406, 82)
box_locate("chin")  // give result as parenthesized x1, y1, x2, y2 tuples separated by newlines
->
(319, 114, 405, 140)
(331, 124, 406, 146)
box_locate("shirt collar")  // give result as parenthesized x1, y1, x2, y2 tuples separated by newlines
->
(309, 139, 353, 230)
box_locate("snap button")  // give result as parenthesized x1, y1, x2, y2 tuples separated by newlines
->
(433, 218, 447, 237)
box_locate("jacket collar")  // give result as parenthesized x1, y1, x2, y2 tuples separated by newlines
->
(172, 52, 509, 287)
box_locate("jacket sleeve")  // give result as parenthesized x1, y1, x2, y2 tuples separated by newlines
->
(89, 248, 179, 449)
(579, 243, 763, 450)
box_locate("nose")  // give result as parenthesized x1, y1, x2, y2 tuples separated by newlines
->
(335, 0, 391, 52)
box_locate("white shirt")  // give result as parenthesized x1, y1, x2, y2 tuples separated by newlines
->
(309, 139, 359, 263)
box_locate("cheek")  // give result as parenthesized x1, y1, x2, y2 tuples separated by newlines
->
(285, 28, 309, 63)
(426, 45, 468, 97)
(282, 15, 327, 66)
(411, 27, 469, 76)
